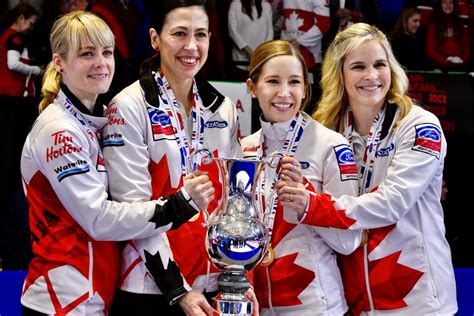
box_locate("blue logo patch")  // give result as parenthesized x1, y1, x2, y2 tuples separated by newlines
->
(147, 108, 175, 140)
(300, 161, 310, 169)
(334, 144, 358, 181)
(375, 143, 395, 157)
(205, 120, 228, 129)
(413, 123, 442, 159)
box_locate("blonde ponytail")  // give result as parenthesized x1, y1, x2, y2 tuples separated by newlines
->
(38, 62, 61, 112)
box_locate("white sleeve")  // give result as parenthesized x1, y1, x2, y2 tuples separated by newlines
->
(7, 50, 41, 75)
(336, 118, 446, 229)
(306, 112, 447, 230)
(103, 91, 153, 202)
(264, 3, 274, 41)
(32, 120, 169, 241)
(228, 3, 248, 50)
(313, 138, 362, 254)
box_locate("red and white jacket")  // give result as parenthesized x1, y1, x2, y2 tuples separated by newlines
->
(242, 112, 361, 315)
(102, 64, 241, 303)
(279, 0, 330, 66)
(20, 88, 196, 314)
(304, 104, 457, 315)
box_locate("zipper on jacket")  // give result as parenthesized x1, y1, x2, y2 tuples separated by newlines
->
(265, 266, 275, 315)
(88, 241, 94, 300)
(363, 243, 375, 314)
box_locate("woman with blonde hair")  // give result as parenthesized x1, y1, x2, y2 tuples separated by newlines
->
(20, 11, 209, 315)
(307, 23, 457, 314)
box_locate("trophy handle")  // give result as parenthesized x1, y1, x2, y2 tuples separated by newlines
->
(188, 148, 214, 176)
(252, 151, 285, 223)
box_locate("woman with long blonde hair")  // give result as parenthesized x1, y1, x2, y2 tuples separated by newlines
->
(308, 23, 457, 314)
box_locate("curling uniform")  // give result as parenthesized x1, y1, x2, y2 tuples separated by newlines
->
(304, 104, 457, 315)
(20, 87, 198, 314)
(241, 112, 361, 315)
(102, 60, 241, 303)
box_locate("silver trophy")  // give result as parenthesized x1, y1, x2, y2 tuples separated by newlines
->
(190, 149, 277, 316)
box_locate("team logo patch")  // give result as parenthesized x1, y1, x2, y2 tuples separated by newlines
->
(147, 108, 175, 141)
(54, 159, 90, 182)
(300, 161, 310, 169)
(205, 120, 228, 129)
(375, 143, 395, 157)
(102, 132, 124, 147)
(412, 123, 441, 159)
(334, 144, 358, 181)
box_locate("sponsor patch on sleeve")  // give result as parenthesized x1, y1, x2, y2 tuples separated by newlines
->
(147, 107, 175, 141)
(334, 144, 358, 181)
(412, 123, 441, 159)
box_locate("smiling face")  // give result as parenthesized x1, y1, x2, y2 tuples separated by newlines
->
(55, 44, 115, 107)
(342, 40, 391, 113)
(248, 55, 305, 123)
(150, 5, 210, 85)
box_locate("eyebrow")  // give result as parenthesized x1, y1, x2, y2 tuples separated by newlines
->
(348, 59, 387, 65)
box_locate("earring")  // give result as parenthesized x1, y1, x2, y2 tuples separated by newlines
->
(251, 93, 256, 98)
(58, 68, 63, 74)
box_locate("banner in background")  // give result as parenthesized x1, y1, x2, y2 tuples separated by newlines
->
(210, 81, 252, 136)
(407, 72, 473, 135)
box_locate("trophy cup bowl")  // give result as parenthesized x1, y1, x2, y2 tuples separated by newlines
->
(190, 150, 270, 316)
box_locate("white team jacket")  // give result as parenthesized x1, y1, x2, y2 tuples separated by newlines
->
(20, 88, 194, 314)
(304, 104, 457, 315)
(241, 112, 361, 315)
(102, 67, 241, 302)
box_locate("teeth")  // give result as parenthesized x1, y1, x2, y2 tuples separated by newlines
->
(359, 85, 380, 91)
(273, 103, 291, 108)
(90, 74, 107, 79)
(180, 58, 197, 63)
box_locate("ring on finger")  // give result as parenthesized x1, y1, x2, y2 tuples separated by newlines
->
(289, 193, 293, 202)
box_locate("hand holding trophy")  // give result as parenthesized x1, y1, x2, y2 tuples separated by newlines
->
(189, 149, 281, 316)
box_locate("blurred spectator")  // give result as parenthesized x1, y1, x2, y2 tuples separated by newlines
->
(425, 0, 470, 71)
(391, 7, 432, 70)
(228, 0, 273, 81)
(323, 0, 380, 52)
(279, 0, 329, 70)
(0, 3, 43, 97)
(407, 0, 470, 26)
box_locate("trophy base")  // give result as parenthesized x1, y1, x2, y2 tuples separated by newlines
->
(214, 293, 253, 316)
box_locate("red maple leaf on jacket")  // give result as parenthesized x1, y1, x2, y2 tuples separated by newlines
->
(149, 155, 182, 199)
(255, 253, 315, 308)
(255, 204, 314, 308)
(338, 225, 424, 315)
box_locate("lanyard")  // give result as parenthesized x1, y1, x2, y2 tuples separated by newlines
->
(343, 106, 385, 195)
(256, 112, 307, 240)
(153, 71, 205, 176)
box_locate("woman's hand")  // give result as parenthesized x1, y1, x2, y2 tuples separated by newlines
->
(183, 171, 215, 210)
(178, 290, 216, 316)
(245, 287, 259, 316)
(274, 156, 309, 219)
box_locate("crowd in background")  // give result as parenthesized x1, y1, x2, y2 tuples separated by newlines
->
(1, 0, 473, 100)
